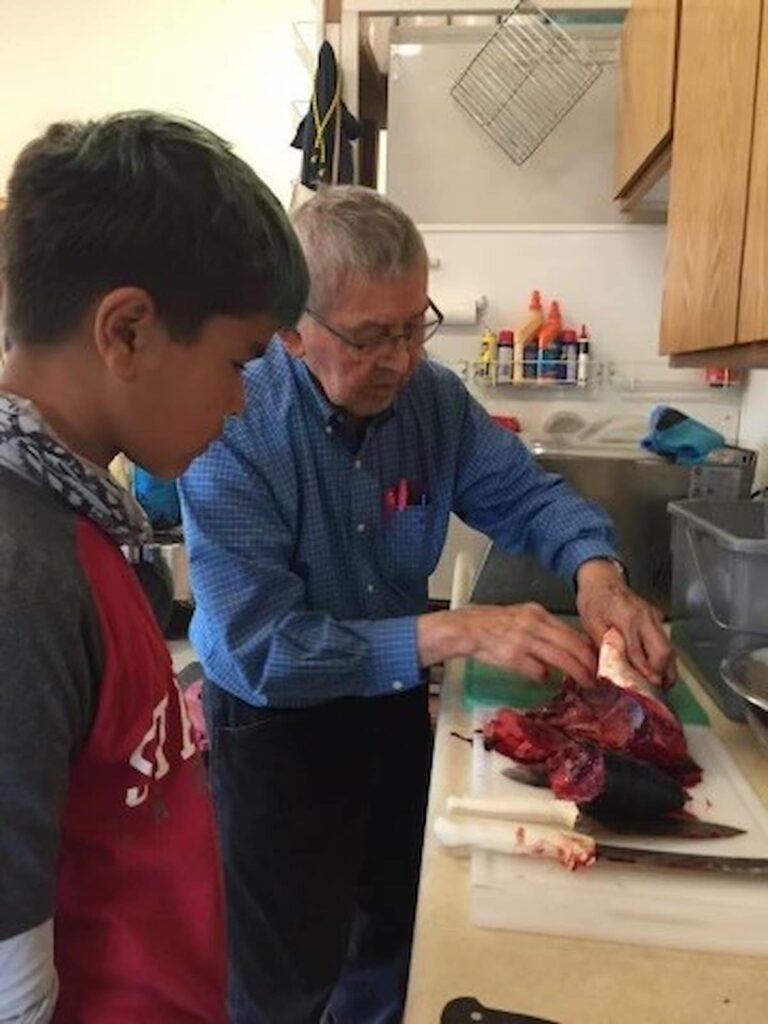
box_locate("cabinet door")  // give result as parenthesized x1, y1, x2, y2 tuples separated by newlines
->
(615, 0, 680, 197)
(738, 2, 768, 345)
(660, 0, 762, 355)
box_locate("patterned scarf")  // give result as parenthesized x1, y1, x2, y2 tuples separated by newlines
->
(0, 391, 152, 545)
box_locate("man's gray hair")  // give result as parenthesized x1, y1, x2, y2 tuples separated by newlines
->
(291, 186, 427, 315)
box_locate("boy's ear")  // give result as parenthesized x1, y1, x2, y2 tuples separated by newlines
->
(278, 326, 305, 358)
(92, 287, 163, 379)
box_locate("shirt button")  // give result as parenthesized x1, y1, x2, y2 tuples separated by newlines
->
(367, 583, 375, 593)
(392, 681, 404, 691)
(354, 459, 362, 470)
(325, 425, 333, 435)
(356, 522, 366, 533)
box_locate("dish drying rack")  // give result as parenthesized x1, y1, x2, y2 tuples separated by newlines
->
(450, 0, 603, 165)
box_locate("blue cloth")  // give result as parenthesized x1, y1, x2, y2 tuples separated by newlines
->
(641, 405, 725, 465)
(133, 467, 181, 527)
(180, 340, 618, 708)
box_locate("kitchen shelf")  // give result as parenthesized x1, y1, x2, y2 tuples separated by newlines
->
(605, 362, 744, 396)
(433, 359, 470, 380)
(471, 359, 602, 389)
(462, 359, 744, 396)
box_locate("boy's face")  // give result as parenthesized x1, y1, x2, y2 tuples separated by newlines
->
(97, 293, 277, 478)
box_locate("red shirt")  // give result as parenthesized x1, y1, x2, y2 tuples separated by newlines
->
(54, 519, 227, 1022)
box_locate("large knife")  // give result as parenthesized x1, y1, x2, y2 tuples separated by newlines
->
(446, 793, 744, 840)
(596, 843, 768, 875)
(435, 815, 768, 875)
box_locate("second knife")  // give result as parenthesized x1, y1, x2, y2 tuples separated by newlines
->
(445, 793, 744, 840)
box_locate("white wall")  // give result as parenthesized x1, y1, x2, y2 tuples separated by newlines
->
(739, 370, 768, 490)
(421, 223, 750, 600)
(0, 0, 315, 206)
(422, 224, 742, 441)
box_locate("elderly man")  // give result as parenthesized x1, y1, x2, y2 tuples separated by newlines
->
(181, 186, 674, 1024)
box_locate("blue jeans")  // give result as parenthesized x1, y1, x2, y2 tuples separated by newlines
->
(204, 682, 433, 1024)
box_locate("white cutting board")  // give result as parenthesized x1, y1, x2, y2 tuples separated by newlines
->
(469, 711, 768, 955)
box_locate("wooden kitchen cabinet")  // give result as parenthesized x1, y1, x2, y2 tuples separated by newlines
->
(615, 0, 768, 365)
(660, 0, 762, 357)
(738, 2, 768, 346)
(615, 0, 680, 206)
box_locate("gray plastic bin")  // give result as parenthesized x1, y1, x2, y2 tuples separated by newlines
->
(669, 499, 768, 720)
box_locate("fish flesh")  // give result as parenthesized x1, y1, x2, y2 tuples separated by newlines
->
(484, 629, 701, 819)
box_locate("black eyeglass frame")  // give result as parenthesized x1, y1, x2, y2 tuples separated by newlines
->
(304, 298, 444, 353)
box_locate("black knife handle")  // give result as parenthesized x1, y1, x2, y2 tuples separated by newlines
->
(441, 996, 560, 1023)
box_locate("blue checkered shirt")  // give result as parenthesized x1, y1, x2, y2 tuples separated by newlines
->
(180, 340, 617, 708)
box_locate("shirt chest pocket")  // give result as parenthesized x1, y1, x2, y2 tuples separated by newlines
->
(381, 507, 440, 583)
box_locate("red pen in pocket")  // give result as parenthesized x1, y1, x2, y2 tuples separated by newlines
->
(384, 478, 429, 518)
(397, 477, 408, 512)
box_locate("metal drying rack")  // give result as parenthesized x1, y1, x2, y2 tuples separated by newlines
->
(451, 0, 603, 165)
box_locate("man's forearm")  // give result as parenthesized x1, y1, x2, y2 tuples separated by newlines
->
(575, 557, 626, 592)
(416, 609, 473, 667)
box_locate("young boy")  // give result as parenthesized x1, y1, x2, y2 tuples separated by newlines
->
(0, 113, 308, 1022)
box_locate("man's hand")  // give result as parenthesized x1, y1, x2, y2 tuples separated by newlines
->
(417, 603, 597, 687)
(575, 559, 676, 687)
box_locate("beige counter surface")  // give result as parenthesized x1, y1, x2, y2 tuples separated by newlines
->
(403, 659, 768, 1024)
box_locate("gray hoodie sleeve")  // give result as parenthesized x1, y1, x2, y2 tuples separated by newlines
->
(0, 474, 102, 940)
(0, 921, 57, 1022)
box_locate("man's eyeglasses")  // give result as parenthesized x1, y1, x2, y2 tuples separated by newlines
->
(305, 299, 444, 354)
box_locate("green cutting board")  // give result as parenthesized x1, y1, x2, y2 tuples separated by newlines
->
(463, 650, 709, 726)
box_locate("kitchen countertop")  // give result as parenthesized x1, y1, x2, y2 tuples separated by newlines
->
(403, 657, 768, 1024)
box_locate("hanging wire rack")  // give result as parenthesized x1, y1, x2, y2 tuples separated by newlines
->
(450, 0, 603, 165)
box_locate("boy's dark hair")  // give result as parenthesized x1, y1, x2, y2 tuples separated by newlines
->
(4, 113, 309, 346)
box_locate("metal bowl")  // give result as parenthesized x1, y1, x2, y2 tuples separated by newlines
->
(721, 647, 768, 751)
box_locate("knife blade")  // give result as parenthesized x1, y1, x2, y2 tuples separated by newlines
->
(435, 815, 768, 876)
(446, 793, 744, 840)
(501, 764, 549, 788)
(596, 844, 768, 875)
(441, 996, 559, 1024)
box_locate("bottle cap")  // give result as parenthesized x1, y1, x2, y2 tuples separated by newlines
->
(498, 329, 514, 343)
(562, 329, 578, 343)
(529, 289, 543, 312)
